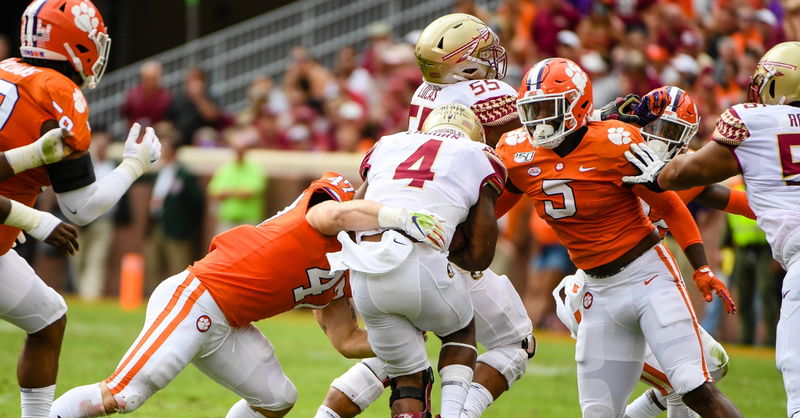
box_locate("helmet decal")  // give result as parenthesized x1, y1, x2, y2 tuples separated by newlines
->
(71, 2, 100, 34)
(441, 26, 492, 63)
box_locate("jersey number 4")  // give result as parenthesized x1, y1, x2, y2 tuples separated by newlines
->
(393, 139, 443, 188)
(293, 268, 345, 308)
(778, 133, 800, 185)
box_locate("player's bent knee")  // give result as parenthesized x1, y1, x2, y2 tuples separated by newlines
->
(477, 346, 529, 387)
(330, 360, 388, 411)
(582, 404, 617, 418)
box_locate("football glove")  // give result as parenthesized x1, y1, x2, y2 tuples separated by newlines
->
(123, 123, 162, 175)
(599, 90, 669, 127)
(598, 94, 642, 124)
(693, 266, 736, 314)
(378, 206, 447, 251)
(622, 143, 666, 192)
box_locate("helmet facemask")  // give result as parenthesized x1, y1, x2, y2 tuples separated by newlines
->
(641, 115, 697, 161)
(474, 34, 507, 80)
(63, 28, 111, 89)
(517, 90, 579, 149)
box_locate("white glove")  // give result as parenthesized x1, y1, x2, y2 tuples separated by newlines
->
(123, 123, 162, 176)
(5, 128, 73, 173)
(622, 142, 666, 191)
(378, 206, 447, 251)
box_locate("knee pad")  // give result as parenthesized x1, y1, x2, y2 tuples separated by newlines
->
(583, 404, 616, 418)
(477, 345, 529, 388)
(704, 339, 729, 382)
(389, 368, 434, 414)
(255, 378, 297, 411)
(330, 359, 389, 411)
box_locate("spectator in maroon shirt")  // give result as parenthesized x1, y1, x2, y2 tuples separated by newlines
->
(530, 0, 581, 57)
(121, 60, 172, 128)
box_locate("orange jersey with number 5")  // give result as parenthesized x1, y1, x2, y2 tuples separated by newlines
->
(496, 121, 657, 269)
(0, 58, 91, 254)
(188, 173, 355, 327)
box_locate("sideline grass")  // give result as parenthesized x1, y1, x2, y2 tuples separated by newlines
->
(0, 299, 786, 417)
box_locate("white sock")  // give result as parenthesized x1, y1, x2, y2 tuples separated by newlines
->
(50, 383, 107, 418)
(315, 405, 342, 418)
(666, 392, 699, 418)
(20, 385, 55, 418)
(439, 365, 473, 418)
(460, 382, 493, 418)
(226, 399, 265, 418)
(625, 388, 667, 418)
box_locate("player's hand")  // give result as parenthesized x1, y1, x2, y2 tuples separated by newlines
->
(123, 123, 162, 171)
(633, 88, 670, 127)
(35, 128, 74, 165)
(44, 222, 80, 256)
(599, 94, 642, 124)
(402, 209, 447, 251)
(622, 143, 666, 192)
(693, 266, 736, 314)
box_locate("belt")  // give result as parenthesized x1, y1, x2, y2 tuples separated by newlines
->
(584, 231, 660, 278)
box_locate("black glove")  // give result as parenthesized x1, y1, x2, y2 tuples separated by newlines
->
(599, 94, 643, 125)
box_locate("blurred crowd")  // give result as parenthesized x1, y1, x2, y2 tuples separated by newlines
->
(22, 0, 798, 347)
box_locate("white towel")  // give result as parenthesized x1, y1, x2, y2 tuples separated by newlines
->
(552, 269, 587, 339)
(327, 230, 414, 275)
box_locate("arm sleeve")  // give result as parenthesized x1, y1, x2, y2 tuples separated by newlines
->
(54, 159, 143, 225)
(725, 188, 756, 219)
(495, 187, 522, 219)
(634, 185, 703, 250)
(471, 94, 518, 126)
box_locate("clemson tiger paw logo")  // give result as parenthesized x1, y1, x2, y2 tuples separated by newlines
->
(607, 127, 632, 145)
(564, 62, 588, 94)
(73, 88, 87, 114)
(72, 2, 100, 34)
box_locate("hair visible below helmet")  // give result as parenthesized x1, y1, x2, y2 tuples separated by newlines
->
(748, 41, 800, 106)
(421, 103, 486, 142)
(517, 58, 593, 149)
(415, 13, 507, 84)
(20, 0, 111, 89)
(641, 86, 699, 161)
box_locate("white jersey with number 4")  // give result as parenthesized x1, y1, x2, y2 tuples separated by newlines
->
(715, 103, 800, 268)
(408, 79, 518, 130)
(360, 130, 505, 243)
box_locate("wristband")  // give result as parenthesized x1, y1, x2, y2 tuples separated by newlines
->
(4, 143, 44, 174)
(5, 200, 60, 241)
(377, 206, 405, 229)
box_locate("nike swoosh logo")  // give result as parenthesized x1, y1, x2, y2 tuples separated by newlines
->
(393, 238, 407, 245)
(784, 290, 790, 299)
(64, 205, 78, 215)
(644, 275, 657, 285)
(579, 166, 596, 172)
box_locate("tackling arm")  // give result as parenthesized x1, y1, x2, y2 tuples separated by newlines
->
(693, 184, 756, 219)
(658, 140, 740, 190)
(314, 297, 374, 359)
(448, 186, 500, 271)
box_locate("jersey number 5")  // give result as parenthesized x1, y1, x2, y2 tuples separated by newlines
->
(778, 133, 800, 185)
(393, 139, 443, 188)
(542, 179, 577, 219)
(0, 80, 19, 131)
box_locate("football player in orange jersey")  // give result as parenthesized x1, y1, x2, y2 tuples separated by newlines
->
(494, 58, 743, 417)
(550, 86, 755, 417)
(1, 1, 161, 416)
(51, 172, 448, 418)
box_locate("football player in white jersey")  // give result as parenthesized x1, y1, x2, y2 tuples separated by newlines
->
(623, 42, 800, 418)
(325, 104, 506, 418)
(315, 16, 533, 418)
(408, 13, 520, 147)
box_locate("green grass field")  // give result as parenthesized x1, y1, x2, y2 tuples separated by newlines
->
(0, 299, 787, 417)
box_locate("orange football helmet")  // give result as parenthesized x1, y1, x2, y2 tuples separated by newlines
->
(20, 0, 111, 89)
(517, 58, 593, 149)
(640, 86, 699, 160)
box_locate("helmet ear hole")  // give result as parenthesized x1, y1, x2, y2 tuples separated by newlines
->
(769, 79, 776, 98)
(76, 44, 89, 53)
(437, 38, 444, 49)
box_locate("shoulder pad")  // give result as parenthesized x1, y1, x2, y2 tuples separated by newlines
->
(713, 106, 749, 147)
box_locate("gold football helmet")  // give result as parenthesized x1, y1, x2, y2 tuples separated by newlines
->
(749, 41, 800, 105)
(422, 103, 486, 142)
(415, 13, 507, 84)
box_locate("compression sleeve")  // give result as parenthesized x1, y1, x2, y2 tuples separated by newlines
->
(495, 187, 522, 219)
(634, 185, 703, 250)
(724, 188, 756, 220)
(54, 159, 143, 225)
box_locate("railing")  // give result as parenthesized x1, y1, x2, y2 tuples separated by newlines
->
(87, 0, 499, 137)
